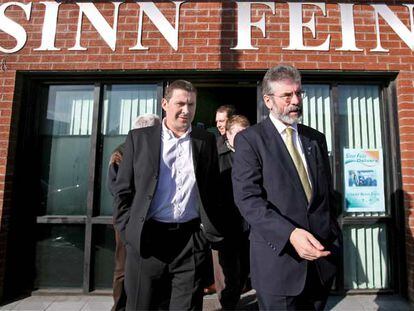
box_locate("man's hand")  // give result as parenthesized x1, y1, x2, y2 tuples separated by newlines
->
(110, 151, 123, 165)
(289, 228, 331, 261)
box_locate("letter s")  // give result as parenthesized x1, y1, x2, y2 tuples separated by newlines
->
(0, 2, 32, 53)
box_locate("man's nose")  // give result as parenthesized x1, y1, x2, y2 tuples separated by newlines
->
(182, 104, 189, 114)
(291, 93, 301, 105)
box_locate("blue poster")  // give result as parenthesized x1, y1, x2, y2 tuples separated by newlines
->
(343, 149, 385, 212)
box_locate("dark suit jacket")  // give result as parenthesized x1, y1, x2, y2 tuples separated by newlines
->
(113, 124, 223, 256)
(217, 135, 249, 240)
(232, 117, 341, 296)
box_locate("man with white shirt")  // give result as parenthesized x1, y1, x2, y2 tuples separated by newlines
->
(113, 80, 222, 310)
(232, 65, 341, 310)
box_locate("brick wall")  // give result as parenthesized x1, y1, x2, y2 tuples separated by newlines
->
(1, 1, 414, 301)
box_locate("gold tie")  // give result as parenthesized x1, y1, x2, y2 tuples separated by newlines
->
(285, 127, 312, 203)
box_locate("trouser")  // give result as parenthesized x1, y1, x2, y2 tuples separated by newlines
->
(212, 232, 250, 310)
(112, 229, 127, 311)
(124, 219, 207, 311)
(256, 262, 332, 311)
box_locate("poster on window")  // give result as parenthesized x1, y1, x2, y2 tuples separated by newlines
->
(343, 149, 385, 213)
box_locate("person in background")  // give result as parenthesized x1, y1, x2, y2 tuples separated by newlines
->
(215, 105, 235, 138)
(113, 80, 223, 310)
(232, 65, 341, 310)
(203, 105, 236, 296)
(215, 105, 236, 193)
(107, 113, 161, 311)
(213, 114, 251, 310)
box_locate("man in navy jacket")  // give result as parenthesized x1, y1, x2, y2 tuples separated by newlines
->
(232, 65, 341, 310)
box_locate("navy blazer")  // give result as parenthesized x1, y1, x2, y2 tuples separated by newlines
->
(113, 124, 223, 256)
(232, 117, 341, 296)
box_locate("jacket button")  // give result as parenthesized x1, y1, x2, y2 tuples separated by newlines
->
(140, 217, 145, 222)
(147, 195, 153, 200)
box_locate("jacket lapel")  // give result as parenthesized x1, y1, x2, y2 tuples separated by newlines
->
(190, 128, 203, 174)
(147, 124, 162, 174)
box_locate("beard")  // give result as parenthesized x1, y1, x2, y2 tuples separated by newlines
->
(272, 105, 303, 125)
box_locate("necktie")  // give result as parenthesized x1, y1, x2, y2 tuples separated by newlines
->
(285, 127, 312, 203)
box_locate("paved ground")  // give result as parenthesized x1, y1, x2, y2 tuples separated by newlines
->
(0, 291, 412, 310)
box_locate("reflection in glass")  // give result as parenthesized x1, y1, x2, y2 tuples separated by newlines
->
(35, 225, 84, 288)
(40, 85, 94, 215)
(94, 225, 115, 289)
(100, 85, 158, 216)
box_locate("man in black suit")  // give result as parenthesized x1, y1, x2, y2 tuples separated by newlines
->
(113, 80, 222, 310)
(232, 65, 341, 310)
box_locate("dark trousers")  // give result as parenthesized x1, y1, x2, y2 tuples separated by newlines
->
(212, 232, 250, 310)
(124, 219, 207, 311)
(256, 262, 332, 311)
(112, 229, 127, 311)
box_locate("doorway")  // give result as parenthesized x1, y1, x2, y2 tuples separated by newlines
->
(194, 84, 257, 134)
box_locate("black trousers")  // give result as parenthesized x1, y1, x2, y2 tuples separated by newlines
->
(124, 219, 207, 311)
(213, 231, 250, 310)
(256, 262, 332, 311)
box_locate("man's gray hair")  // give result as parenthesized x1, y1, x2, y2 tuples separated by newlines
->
(132, 114, 161, 130)
(262, 65, 302, 96)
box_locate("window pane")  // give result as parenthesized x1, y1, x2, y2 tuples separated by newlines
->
(343, 224, 390, 290)
(302, 85, 332, 153)
(338, 85, 386, 217)
(40, 85, 93, 215)
(35, 225, 84, 288)
(93, 225, 116, 289)
(100, 84, 158, 216)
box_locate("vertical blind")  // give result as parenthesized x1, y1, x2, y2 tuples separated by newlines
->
(343, 224, 390, 289)
(48, 89, 94, 136)
(302, 84, 390, 290)
(338, 85, 385, 218)
(302, 85, 332, 153)
(338, 85, 389, 289)
(102, 86, 158, 135)
(69, 96, 94, 135)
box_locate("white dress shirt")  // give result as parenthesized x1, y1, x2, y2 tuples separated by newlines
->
(147, 119, 200, 223)
(269, 113, 312, 187)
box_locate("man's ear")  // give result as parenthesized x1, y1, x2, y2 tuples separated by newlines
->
(263, 95, 273, 110)
(161, 98, 168, 112)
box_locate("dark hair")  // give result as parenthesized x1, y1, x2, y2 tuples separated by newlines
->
(164, 80, 197, 101)
(262, 65, 301, 96)
(216, 105, 236, 118)
(226, 115, 250, 132)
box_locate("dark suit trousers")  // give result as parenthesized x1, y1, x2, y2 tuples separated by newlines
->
(212, 232, 250, 310)
(112, 228, 127, 311)
(256, 262, 332, 311)
(124, 220, 207, 311)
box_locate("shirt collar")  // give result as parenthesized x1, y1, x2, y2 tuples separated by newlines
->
(269, 113, 298, 135)
(162, 118, 192, 141)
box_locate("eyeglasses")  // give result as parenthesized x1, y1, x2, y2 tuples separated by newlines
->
(267, 90, 306, 102)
